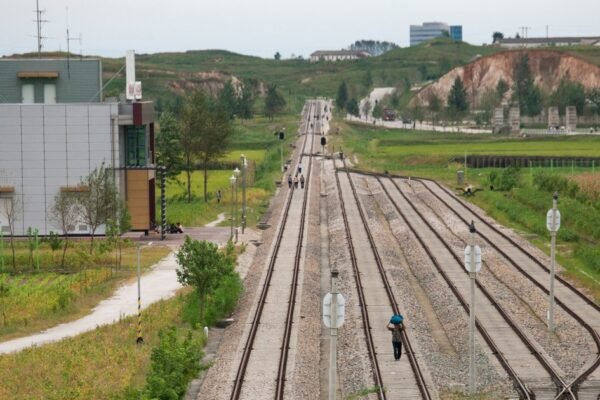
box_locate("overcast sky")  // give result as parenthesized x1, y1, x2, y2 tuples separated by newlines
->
(2, 0, 599, 59)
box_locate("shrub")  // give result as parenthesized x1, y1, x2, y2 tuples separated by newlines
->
(143, 327, 203, 400)
(489, 166, 521, 191)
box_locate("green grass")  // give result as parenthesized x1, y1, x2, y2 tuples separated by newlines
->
(162, 116, 299, 227)
(0, 242, 171, 340)
(336, 120, 600, 180)
(0, 290, 198, 400)
(0, 242, 244, 400)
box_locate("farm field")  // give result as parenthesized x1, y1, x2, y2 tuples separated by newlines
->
(0, 241, 170, 340)
(334, 121, 600, 299)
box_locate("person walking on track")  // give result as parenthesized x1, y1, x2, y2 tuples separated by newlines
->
(288, 174, 292, 188)
(298, 163, 302, 174)
(294, 175, 299, 189)
(387, 314, 404, 360)
(300, 174, 305, 189)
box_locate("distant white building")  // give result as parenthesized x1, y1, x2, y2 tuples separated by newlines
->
(309, 50, 370, 63)
(496, 36, 600, 48)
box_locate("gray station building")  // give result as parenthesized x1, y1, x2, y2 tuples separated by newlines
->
(0, 58, 156, 236)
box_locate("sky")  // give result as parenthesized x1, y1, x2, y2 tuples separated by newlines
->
(2, 0, 600, 59)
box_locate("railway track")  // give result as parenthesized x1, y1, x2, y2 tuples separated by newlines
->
(411, 177, 600, 399)
(229, 100, 320, 399)
(334, 161, 433, 399)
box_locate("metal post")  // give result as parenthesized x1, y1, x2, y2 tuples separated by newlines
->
(469, 222, 476, 394)
(160, 166, 166, 241)
(230, 179, 235, 240)
(464, 151, 467, 182)
(241, 155, 247, 234)
(280, 139, 284, 173)
(549, 192, 558, 332)
(0, 231, 4, 272)
(136, 242, 143, 344)
(329, 270, 339, 400)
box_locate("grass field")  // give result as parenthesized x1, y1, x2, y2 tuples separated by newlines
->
(0, 241, 170, 340)
(0, 290, 198, 399)
(334, 121, 600, 180)
(162, 115, 299, 227)
(335, 120, 600, 300)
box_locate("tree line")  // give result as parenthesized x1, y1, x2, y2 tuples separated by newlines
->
(156, 80, 286, 203)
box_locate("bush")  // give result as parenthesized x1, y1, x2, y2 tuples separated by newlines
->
(143, 327, 203, 400)
(489, 166, 521, 191)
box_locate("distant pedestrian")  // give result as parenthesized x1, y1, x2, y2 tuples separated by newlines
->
(300, 174, 305, 189)
(288, 174, 292, 188)
(298, 163, 302, 174)
(175, 222, 184, 234)
(216, 190, 222, 204)
(387, 314, 404, 360)
(294, 176, 299, 189)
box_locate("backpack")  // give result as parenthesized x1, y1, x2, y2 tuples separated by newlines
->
(390, 314, 404, 325)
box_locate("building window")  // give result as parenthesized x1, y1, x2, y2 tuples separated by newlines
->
(126, 125, 146, 167)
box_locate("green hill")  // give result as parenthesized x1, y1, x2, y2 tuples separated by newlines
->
(90, 39, 600, 112)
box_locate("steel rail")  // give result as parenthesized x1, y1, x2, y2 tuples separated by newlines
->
(415, 178, 599, 399)
(229, 101, 316, 400)
(341, 165, 433, 399)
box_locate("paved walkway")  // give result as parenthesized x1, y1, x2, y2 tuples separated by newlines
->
(0, 252, 181, 354)
(0, 227, 232, 354)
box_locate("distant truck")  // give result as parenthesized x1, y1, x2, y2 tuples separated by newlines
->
(383, 109, 396, 121)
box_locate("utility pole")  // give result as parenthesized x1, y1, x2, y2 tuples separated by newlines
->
(464, 221, 481, 395)
(547, 192, 560, 331)
(323, 270, 344, 400)
(329, 270, 338, 400)
(240, 154, 247, 234)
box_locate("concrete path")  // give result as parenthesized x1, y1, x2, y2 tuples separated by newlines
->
(0, 252, 182, 354)
(205, 213, 226, 227)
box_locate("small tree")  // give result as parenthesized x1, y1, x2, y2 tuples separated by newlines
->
(492, 32, 504, 43)
(104, 197, 131, 271)
(362, 99, 371, 120)
(496, 79, 509, 100)
(372, 102, 383, 119)
(447, 76, 469, 126)
(237, 81, 255, 120)
(336, 81, 348, 110)
(550, 78, 586, 115)
(274, 51, 281, 60)
(0, 195, 21, 271)
(264, 84, 286, 120)
(77, 163, 119, 254)
(512, 54, 542, 116)
(156, 111, 183, 181)
(50, 191, 80, 268)
(176, 237, 235, 320)
(346, 98, 360, 116)
(218, 80, 238, 120)
(427, 92, 442, 126)
(588, 87, 600, 115)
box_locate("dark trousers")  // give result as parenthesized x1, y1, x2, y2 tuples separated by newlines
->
(392, 340, 402, 360)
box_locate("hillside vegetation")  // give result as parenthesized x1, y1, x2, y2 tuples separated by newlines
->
(11, 41, 600, 114)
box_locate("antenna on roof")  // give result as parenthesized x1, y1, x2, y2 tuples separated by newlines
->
(33, 0, 48, 56)
(65, 4, 82, 78)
